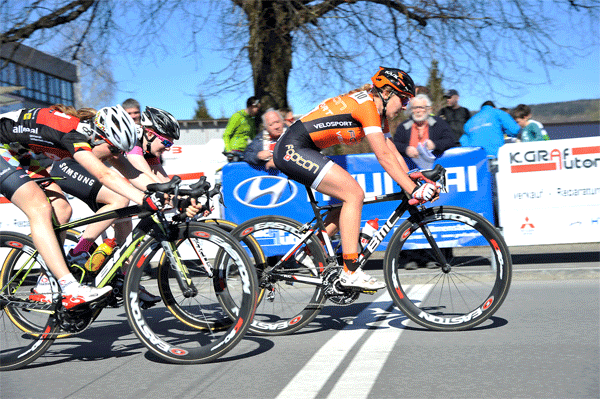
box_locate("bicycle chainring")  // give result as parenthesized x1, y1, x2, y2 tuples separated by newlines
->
(322, 267, 360, 306)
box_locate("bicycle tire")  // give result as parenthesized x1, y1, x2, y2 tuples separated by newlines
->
(159, 218, 266, 329)
(383, 206, 512, 331)
(0, 232, 59, 371)
(229, 216, 328, 336)
(123, 222, 258, 364)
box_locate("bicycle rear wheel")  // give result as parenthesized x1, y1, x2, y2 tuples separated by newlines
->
(0, 232, 59, 371)
(383, 206, 512, 331)
(123, 222, 258, 364)
(230, 216, 328, 336)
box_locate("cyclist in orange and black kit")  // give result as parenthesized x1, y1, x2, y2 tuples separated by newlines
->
(0, 105, 165, 309)
(273, 67, 439, 290)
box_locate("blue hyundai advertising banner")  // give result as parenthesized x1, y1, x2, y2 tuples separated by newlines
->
(222, 147, 493, 253)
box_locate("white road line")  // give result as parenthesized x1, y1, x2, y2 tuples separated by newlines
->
(326, 286, 431, 398)
(275, 291, 392, 399)
(276, 285, 432, 399)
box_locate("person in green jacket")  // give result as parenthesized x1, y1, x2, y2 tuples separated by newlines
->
(223, 96, 261, 161)
(511, 104, 550, 142)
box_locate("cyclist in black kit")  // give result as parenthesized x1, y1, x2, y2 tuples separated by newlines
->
(47, 107, 187, 301)
(49, 107, 182, 261)
(0, 104, 165, 309)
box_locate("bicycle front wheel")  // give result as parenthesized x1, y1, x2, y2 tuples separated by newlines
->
(0, 232, 59, 371)
(383, 206, 512, 331)
(230, 216, 328, 336)
(123, 222, 258, 364)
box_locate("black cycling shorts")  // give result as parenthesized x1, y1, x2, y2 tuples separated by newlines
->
(0, 148, 32, 201)
(50, 159, 103, 212)
(273, 122, 334, 189)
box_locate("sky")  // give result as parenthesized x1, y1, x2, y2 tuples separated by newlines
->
(110, 5, 600, 121)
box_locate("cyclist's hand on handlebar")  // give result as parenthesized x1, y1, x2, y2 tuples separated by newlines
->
(408, 171, 436, 186)
(142, 192, 167, 212)
(409, 183, 438, 205)
(177, 197, 206, 218)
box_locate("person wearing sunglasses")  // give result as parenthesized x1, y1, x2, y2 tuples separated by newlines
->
(272, 67, 439, 291)
(44, 106, 195, 305)
(0, 104, 172, 309)
(125, 106, 179, 184)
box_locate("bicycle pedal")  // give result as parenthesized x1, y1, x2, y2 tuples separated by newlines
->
(360, 290, 377, 295)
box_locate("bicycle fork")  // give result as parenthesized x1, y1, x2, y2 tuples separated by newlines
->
(161, 240, 198, 298)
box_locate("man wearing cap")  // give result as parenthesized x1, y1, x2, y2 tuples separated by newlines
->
(223, 96, 261, 161)
(437, 89, 471, 142)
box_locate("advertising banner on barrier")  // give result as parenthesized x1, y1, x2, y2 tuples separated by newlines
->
(497, 136, 600, 246)
(221, 146, 493, 253)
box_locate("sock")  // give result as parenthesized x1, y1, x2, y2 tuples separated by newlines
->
(58, 273, 78, 294)
(73, 238, 94, 255)
(342, 253, 359, 273)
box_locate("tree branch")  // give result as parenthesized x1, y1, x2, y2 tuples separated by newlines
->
(0, 0, 96, 44)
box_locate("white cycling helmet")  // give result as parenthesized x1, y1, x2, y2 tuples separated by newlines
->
(93, 104, 137, 152)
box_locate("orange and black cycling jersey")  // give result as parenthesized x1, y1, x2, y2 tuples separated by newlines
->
(0, 108, 92, 161)
(299, 90, 389, 149)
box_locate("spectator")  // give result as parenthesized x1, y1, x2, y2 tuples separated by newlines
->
(244, 108, 284, 170)
(223, 96, 261, 161)
(279, 107, 295, 128)
(394, 94, 456, 269)
(511, 104, 550, 142)
(393, 94, 458, 170)
(122, 98, 141, 124)
(462, 101, 520, 226)
(437, 89, 471, 142)
(460, 100, 520, 159)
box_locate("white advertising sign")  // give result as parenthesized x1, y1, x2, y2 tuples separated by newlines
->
(497, 137, 600, 246)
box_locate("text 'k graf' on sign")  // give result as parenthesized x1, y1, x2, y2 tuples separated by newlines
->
(497, 136, 600, 246)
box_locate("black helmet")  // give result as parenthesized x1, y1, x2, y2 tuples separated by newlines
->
(140, 106, 180, 140)
(371, 66, 416, 99)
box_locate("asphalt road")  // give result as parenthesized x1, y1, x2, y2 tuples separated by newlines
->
(1, 243, 598, 399)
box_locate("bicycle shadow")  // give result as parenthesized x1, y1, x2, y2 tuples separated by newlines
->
(18, 310, 146, 370)
(21, 307, 277, 369)
(279, 300, 509, 335)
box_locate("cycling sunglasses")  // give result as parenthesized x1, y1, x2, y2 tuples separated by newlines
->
(147, 128, 174, 148)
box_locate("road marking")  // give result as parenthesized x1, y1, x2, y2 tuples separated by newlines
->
(276, 285, 431, 399)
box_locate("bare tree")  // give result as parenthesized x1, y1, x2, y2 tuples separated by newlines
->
(2, 1, 598, 111)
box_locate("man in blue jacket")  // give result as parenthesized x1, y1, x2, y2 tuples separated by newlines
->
(460, 101, 520, 159)
(461, 101, 520, 226)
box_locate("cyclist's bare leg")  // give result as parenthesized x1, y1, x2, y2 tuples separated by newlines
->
(75, 186, 130, 244)
(323, 208, 341, 238)
(10, 181, 71, 279)
(314, 163, 364, 265)
(112, 218, 133, 246)
(43, 182, 71, 244)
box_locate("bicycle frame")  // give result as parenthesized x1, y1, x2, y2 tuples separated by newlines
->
(263, 184, 449, 287)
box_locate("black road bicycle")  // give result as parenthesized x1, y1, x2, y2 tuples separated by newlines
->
(0, 177, 258, 370)
(228, 165, 512, 335)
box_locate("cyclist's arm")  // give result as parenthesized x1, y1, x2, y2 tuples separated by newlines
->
(367, 132, 416, 193)
(385, 136, 410, 173)
(126, 151, 169, 183)
(149, 163, 170, 182)
(73, 150, 144, 205)
(106, 153, 161, 191)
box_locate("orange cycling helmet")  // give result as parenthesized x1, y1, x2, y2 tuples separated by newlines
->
(371, 66, 415, 99)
